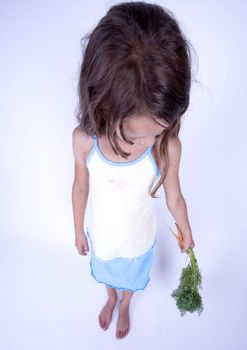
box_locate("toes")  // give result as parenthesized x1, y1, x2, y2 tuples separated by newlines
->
(99, 315, 109, 330)
(99, 316, 105, 329)
(116, 328, 129, 339)
(122, 329, 127, 338)
(124, 328, 129, 337)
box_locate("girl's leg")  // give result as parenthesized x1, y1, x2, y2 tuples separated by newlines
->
(106, 284, 118, 300)
(116, 290, 134, 339)
(98, 285, 118, 330)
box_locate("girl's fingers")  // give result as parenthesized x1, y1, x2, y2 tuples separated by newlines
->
(79, 245, 87, 255)
(82, 245, 88, 254)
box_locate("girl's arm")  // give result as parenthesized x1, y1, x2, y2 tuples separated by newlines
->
(71, 127, 92, 255)
(155, 136, 195, 252)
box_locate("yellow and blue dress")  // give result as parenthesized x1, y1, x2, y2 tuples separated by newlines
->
(84, 134, 161, 292)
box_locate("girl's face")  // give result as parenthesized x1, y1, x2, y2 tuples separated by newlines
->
(117, 115, 168, 147)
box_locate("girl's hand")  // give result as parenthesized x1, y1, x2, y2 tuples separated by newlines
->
(75, 231, 89, 256)
(180, 235, 195, 253)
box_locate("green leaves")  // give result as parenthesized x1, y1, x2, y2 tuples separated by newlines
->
(171, 248, 204, 316)
(169, 223, 204, 316)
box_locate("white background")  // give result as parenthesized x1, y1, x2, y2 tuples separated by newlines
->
(1, 0, 247, 349)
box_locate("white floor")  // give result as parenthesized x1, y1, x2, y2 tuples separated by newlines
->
(1, 0, 247, 348)
(1, 207, 246, 350)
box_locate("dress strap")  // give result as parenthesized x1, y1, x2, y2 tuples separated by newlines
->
(85, 134, 97, 166)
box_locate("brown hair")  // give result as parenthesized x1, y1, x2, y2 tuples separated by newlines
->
(75, 1, 198, 197)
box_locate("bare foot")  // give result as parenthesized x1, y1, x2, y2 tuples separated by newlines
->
(116, 301, 130, 339)
(98, 297, 117, 330)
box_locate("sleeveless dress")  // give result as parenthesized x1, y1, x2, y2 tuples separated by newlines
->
(84, 134, 161, 292)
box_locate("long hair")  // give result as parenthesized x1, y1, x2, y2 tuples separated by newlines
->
(75, 1, 198, 197)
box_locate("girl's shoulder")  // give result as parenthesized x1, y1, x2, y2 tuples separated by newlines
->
(153, 135, 182, 170)
(72, 126, 94, 162)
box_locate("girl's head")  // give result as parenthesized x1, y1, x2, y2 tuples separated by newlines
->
(116, 113, 169, 148)
(76, 1, 196, 197)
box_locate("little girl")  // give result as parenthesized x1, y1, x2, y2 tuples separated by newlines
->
(72, 1, 195, 340)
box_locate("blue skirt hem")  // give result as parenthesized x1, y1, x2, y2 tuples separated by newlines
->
(89, 258, 151, 292)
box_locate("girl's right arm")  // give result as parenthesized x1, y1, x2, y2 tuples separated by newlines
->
(71, 127, 91, 255)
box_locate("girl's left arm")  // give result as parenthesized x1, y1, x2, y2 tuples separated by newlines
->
(155, 136, 195, 253)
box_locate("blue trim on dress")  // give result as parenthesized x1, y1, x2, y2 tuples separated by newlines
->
(86, 134, 161, 175)
(86, 228, 156, 292)
(90, 269, 151, 292)
(93, 134, 153, 167)
(85, 136, 96, 167)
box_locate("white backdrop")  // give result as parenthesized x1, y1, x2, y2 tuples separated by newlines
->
(1, 0, 247, 349)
